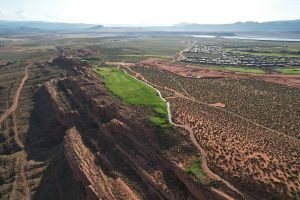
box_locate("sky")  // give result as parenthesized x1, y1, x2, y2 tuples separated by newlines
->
(0, 0, 299, 25)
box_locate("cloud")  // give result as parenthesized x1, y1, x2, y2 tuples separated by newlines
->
(0, 9, 28, 20)
(0, 0, 299, 24)
(44, 14, 59, 21)
(0, 9, 7, 18)
(15, 10, 26, 18)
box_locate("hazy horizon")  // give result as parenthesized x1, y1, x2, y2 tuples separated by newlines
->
(1, 19, 300, 27)
(0, 0, 299, 26)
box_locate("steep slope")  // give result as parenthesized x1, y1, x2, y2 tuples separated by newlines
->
(0, 55, 228, 200)
(40, 62, 224, 199)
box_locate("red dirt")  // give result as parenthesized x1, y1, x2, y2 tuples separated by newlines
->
(209, 102, 226, 108)
(211, 188, 235, 200)
(0, 63, 31, 199)
(123, 65, 245, 199)
(138, 58, 300, 89)
(0, 63, 31, 123)
(106, 61, 135, 67)
(12, 112, 24, 149)
(20, 161, 31, 200)
(123, 61, 298, 145)
(176, 121, 244, 197)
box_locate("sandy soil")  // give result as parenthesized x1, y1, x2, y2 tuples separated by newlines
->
(138, 58, 300, 89)
(0, 63, 31, 199)
(209, 102, 226, 108)
(106, 61, 135, 67)
(0, 63, 31, 123)
(123, 65, 245, 200)
(20, 161, 31, 200)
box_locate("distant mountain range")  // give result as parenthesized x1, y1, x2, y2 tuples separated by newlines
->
(0, 20, 300, 34)
(86, 25, 104, 30)
(171, 20, 300, 32)
(0, 21, 96, 33)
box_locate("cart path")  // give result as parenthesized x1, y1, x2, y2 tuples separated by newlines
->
(121, 64, 246, 199)
(122, 62, 298, 142)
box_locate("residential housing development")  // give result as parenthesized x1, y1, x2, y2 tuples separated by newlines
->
(179, 43, 300, 67)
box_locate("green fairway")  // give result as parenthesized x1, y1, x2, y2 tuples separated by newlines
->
(186, 160, 205, 179)
(95, 67, 169, 127)
(275, 67, 300, 74)
(224, 47, 300, 58)
(105, 54, 173, 62)
(117, 54, 173, 58)
(207, 65, 265, 74)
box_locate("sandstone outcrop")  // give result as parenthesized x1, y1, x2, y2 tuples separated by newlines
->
(39, 56, 225, 200)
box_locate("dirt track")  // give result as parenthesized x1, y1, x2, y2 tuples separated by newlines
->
(168, 115, 244, 198)
(12, 112, 24, 149)
(0, 63, 31, 199)
(0, 63, 31, 123)
(20, 160, 31, 200)
(121, 63, 245, 199)
(116, 61, 293, 141)
(138, 58, 300, 89)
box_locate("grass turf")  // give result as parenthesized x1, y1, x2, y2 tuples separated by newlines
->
(224, 47, 300, 58)
(206, 65, 265, 74)
(186, 160, 205, 179)
(186, 160, 222, 187)
(95, 67, 169, 127)
(275, 67, 300, 74)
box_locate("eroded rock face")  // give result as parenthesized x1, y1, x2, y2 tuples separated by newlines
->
(41, 60, 224, 200)
(42, 80, 78, 129)
(51, 55, 89, 75)
(64, 127, 115, 200)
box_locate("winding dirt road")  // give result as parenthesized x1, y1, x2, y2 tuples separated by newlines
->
(120, 64, 246, 199)
(123, 62, 297, 143)
(0, 63, 31, 123)
(0, 63, 31, 200)
(20, 160, 31, 200)
(168, 111, 244, 197)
